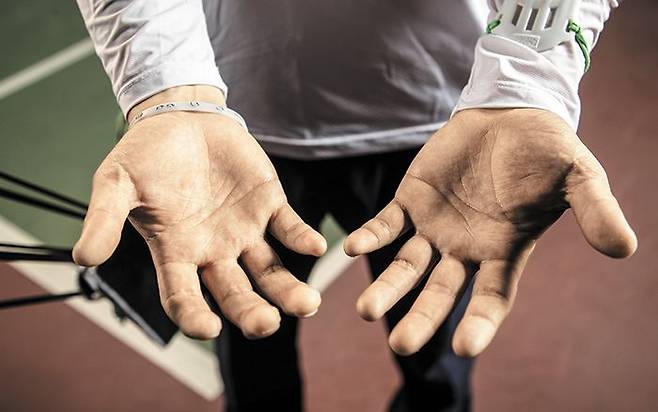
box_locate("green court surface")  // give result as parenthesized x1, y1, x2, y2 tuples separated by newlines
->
(0, 1, 88, 79)
(1, 2, 115, 246)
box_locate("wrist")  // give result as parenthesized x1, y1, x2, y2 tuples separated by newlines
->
(127, 85, 226, 124)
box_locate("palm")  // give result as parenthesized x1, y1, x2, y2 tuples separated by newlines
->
(400, 110, 580, 262)
(75, 112, 327, 339)
(121, 115, 282, 261)
(345, 108, 636, 357)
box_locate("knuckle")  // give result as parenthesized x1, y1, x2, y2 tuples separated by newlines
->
(376, 276, 403, 295)
(474, 283, 511, 304)
(365, 218, 392, 243)
(373, 217, 393, 235)
(221, 285, 254, 303)
(409, 307, 434, 324)
(162, 290, 198, 315)
(424, 281, 457, 299)
(257, 264, 285, 279)
(285, 221, 309, 243)
(568, 154, 609, 189)
(95, 163, 124, 183)
(391, 257, 418, 275)
(468, 312, 500, 328)
(250, 172, 281, 196)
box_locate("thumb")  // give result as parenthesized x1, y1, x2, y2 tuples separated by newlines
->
(567, 154, 637, 259)
(73, 169, 135, 266)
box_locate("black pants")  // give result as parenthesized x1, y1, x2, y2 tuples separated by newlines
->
(215, 149, 473, 412)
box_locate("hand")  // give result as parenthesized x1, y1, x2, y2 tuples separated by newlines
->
(73, 86, 326, 339)
(344, 108, 637, 357)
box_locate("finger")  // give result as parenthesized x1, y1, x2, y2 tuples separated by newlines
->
(567, 163, 637, 258)
(73, 168, 135, 266)
(356, 235, 433, 321)
(388, 255, 471, 356)
(156, 262, 222, 339)
(344, 200, 409, 256)
(452, 252, 530, 358)
(241, 240, 321, 317)
(269, 203, 327, 257)
(201, 260, 281, 339)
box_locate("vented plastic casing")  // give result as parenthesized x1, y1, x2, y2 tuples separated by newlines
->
(494, 0, 580, 52)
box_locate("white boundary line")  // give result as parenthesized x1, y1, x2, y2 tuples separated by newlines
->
(0, 38, 94, 100)
(0, 215, 222, 400)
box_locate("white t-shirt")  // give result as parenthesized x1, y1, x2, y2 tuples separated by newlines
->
(77, 0, 617, 159)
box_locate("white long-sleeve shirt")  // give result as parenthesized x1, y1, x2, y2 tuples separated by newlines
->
(77, 0, 617, 159)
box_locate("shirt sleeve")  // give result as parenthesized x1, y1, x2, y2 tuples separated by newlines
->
(76, 0, 227, 116)
(453, 0, 619, 130)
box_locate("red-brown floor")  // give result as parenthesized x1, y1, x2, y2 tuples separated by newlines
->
(0, 263, 220, 412)
(301, 258, 399, 412)
(1, 0, 657, 411)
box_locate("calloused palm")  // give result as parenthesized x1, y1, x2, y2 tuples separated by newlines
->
(74, 110, 326, 339)
(344, 108, 636, 357)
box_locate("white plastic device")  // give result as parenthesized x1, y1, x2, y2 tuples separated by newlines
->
(490, 0, 581, 52)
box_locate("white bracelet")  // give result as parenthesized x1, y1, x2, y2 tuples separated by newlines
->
(128, 101, 248, 131)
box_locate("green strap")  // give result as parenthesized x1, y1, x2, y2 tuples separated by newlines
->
(485, 18, 591, 73)
(566, 20, 591, 72)
(486, 19, 501, 34)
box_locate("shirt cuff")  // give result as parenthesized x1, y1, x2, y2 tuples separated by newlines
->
(453, 34, 583, 131)
(116, 63, 228, 116)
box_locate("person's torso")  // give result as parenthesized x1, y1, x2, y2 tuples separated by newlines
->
(203, 0, 487, 157)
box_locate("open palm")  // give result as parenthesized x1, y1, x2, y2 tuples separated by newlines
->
(344, 108, 636, 357)
(74, 111, 326, 339)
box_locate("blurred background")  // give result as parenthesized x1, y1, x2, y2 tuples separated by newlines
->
(0, 0, 656, 411)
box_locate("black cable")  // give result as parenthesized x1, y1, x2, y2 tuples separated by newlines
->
(0, 187, 85, 219)
(0, 170, 88, 211)
(0, 251, 72, 262)
(0, 290, 83, 309)
(0, 242, 72, 255)
(0, 244, 72, 262)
